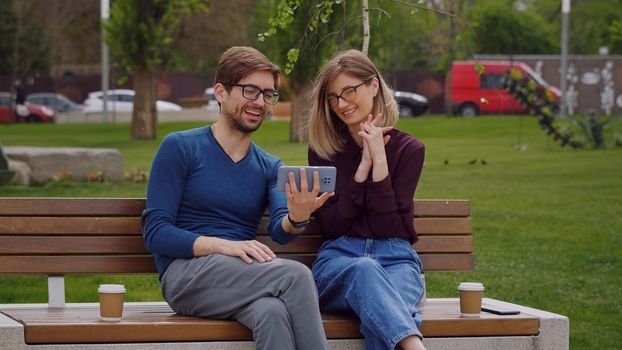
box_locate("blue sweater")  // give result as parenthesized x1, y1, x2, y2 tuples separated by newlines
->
(143, 126, 296, 277)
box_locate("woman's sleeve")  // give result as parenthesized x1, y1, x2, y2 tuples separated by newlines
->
(364, 141, 425, 237)
(308, 147, 367, 236)
(143, 134, 198, 258)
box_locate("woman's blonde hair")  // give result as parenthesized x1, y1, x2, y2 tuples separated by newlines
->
(308, 49, 399, 160)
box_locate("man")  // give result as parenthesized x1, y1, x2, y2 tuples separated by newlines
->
(143, 46, 332, 350)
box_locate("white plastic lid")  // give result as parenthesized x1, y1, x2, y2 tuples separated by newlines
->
(98, 284, 126, 293)
(458, 282, 485, 291)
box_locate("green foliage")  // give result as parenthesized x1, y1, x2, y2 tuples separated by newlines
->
(504, 68, 622, 149)
(257, 0, 300, 43)
(608, 19, 622, 54)
(0, 0, 50, 77)
(103, 0, 208, 75)
(366, 1, 442, 74)
(251, 0, 349, 87)
(474, 62, 485, 75)
(466, 0, 557, 54)
(567, 1, 622, 55)
(529, 0, 622, 55)
(252, 0, 445, 85)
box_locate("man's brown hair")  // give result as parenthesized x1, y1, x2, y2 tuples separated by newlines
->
(214, 46, 280, 90)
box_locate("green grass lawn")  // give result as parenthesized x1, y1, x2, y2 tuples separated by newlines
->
(1, 116, 621, 349)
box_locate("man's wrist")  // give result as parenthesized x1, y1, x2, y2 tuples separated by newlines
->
(287, 214, 310, 228)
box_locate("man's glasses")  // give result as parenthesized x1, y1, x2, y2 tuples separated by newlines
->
(327, 78, 373, 109)
(228, 84, 280, 105)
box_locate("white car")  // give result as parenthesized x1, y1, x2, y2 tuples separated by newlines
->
(83, 89, 182, 113)
(205, 87, 219, 110)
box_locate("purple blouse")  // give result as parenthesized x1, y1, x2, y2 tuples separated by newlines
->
(308, 128, 425, 243)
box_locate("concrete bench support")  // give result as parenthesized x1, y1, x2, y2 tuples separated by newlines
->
(48, 277, 65, 308)
(0, 299, 569, 350)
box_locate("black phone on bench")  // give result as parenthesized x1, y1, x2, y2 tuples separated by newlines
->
(481, 305, 520, 315)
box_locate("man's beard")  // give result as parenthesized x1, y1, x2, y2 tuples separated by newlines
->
(222, 101, 265, 134)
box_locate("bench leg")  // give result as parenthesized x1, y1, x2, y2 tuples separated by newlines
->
(48, 276, 65, 308)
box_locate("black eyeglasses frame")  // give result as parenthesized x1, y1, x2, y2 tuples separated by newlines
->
(326, 78, 374, 108)
(227, 83, 280, 105)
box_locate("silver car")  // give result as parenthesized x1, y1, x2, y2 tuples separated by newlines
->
(26, 93, 84, 113)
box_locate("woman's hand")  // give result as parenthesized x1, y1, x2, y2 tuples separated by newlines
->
(355, 128, 372, 182)
(285, 168, 334, 224)
(358, 113, 391, 182)
(359, 113, 391, 160)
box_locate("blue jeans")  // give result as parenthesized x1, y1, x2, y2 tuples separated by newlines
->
(312, 236, 425, 350)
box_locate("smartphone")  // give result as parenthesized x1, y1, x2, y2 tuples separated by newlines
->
(481, 305, 520, 315)
(277, 166, 336, 193)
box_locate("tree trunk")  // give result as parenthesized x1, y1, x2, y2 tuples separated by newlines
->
(289, 82, 313, 143)
(131, 69, 157, 139)
(361, 0, 370, 55)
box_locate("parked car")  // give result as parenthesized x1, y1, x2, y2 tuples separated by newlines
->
(0, 92, 55, 123)
(204, 87, 219, 110)
(83, 89, 183, 113)
(26, 93, 84, 113)
(447, 60, 561, 116)
(393, 91, 429, 117)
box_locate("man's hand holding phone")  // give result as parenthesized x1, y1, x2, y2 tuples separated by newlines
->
(279, 167, 335, 231)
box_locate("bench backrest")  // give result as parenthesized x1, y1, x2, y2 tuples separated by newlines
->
(0, 198, 473, 275)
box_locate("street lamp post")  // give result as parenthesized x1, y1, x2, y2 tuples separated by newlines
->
(560, 0, 570, 118)
(101, 0, 110, 123)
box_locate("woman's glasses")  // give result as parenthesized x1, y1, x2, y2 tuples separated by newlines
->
(327, 78, 373, 109)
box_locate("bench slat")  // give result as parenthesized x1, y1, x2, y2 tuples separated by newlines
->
(0, 256, 157, 274)
(414, 200, 470, 217)
(412, 236, 472, 253)
(0, 198, 469, 217)
(0, 300, 538, 344)
(258, 217, 472, 235)
(0, 237, 150, 254)
(421, 253, 474, 271)
(1, 217, 471, 236)
(0, 198, 145, 217)
(0, 217, 141, 234)
(413, 217, 472, 235)
(0, 253, 473, 274)
(261, 236, 473, 254)
(0, 235, 471, 255)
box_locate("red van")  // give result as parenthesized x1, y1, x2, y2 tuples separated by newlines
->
(447, 60, 560, 116)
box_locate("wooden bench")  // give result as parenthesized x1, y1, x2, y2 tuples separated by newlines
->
(0, 197, 568, 350)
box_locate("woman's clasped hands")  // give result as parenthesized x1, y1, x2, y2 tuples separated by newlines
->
(355, 113, 392, 183)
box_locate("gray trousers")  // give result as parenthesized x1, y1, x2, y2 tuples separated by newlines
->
(161, 254, 329, 350)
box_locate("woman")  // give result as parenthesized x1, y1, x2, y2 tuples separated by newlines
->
(307, 49, 427, 350)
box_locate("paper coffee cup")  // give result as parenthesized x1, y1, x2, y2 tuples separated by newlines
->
(98, 284, 126, 321)
(458, 282, 484, 318)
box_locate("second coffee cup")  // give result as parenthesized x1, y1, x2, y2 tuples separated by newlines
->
(458, 282, 484, 318)
(98, 284, 126, 322)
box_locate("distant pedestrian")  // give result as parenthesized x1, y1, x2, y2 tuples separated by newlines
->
(13, 80, 27, 122)
(14, 80, 25, 105)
